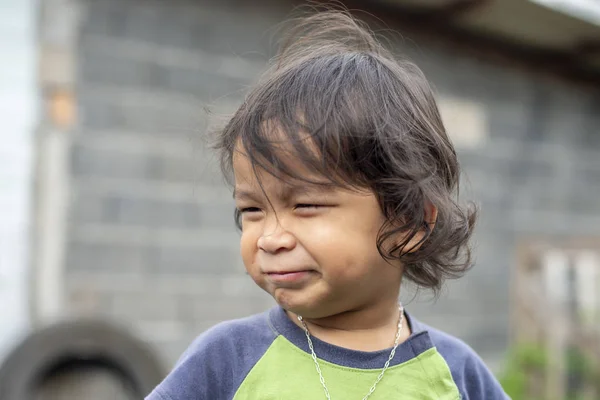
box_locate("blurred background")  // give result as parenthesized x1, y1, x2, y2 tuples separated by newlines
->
(1, 0, 599, 399)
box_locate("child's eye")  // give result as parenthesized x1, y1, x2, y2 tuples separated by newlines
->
(239, 207, 262, 213)
(294, 204, 322, 210)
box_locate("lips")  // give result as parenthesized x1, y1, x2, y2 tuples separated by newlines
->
(265, 269, 312, 275)
(264, 270, 314, 285)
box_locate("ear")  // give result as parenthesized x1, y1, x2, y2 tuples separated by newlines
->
(404, 201, 438, 254)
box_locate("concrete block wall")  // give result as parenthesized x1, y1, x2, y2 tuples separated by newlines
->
(63, 0, 600, 371)
(406, 46, 600, 368)
(65, 0, 291, 367)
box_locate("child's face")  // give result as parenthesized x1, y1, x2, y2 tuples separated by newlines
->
(233, 147, 404, 318)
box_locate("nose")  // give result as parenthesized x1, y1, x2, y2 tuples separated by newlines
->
(257, 219, 296, 254)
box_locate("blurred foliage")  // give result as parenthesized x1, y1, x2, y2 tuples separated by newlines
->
(500, 344, 547, 400)
(499, 343, 600, 400)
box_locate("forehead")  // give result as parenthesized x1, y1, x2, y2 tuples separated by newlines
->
(230, 118, 369, 196)
(232, 149, 330, 193)
(233, 145, 313, 178)
(232, 123, 327, 185)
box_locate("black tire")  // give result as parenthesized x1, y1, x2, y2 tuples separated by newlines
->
(0, 318, 166, 400)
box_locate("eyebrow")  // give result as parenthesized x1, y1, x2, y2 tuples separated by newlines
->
(233, 183, 335, 201)
(232, 189, 259, 201)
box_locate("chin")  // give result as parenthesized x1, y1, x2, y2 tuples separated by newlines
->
(273, 292, 332, 318)
(272, 290, 313, 314)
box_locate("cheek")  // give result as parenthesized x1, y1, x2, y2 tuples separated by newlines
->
(239, 230, 258, 272)
(302, 221, 383, 278)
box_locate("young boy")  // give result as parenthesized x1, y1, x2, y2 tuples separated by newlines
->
(146, 9, 509, 400)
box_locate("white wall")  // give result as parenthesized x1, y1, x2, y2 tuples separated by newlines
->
(0, 0, 37, 362)
(530, 0, 600, 25)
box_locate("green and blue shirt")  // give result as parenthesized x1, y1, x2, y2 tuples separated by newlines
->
(146, 307, 509, 399)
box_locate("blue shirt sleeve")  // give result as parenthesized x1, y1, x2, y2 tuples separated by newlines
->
(145, 313, 277, 400)
(144, 323, 235, 400)
(427, 327, 510, 399)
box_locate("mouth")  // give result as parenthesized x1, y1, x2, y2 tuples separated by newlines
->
(264, 270, 315, 285)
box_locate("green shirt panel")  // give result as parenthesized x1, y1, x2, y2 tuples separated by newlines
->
(233, 335, 460, 400)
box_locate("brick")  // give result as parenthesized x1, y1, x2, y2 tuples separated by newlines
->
(66, 270, 145, 293)
(80, 0, 129, 38)
(511, 209, 600, 236)
(69, 190, 105, 224)
(153, 155, 195, 183)
(140, 274, 255, 297)
(79, 44, 248, 97)
(185, 295, 272, 322)
(70, 191, 234, 229)
(78, 93, 126, 131)
(568, 172, 600, 214)
(66, 237, 244, 276)
(197, 201, 236, 229)
(146, 4, 279, 56)
(145, 244, 242, 275)
(580, 95, 600, 148)
(124, 196, 196, 227)
(70, 142, 196, 183)
(193, 151, 226, 187)
(70, 143, 149, 180)
(79, 49, 165, 89)
(130, 319, 189, 348)
(461, 166, 512, 209)
(65, 240, 146, 273)
(78, 88, 206, 135)
(81, 0, 284, 56)
(109, 292, 179, 321)
(568, 191, 600, 215)
(161, 65, 248, 99)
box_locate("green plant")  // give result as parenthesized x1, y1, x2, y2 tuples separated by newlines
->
(499, 344, 547, 400)
(499, 343, 600, 400)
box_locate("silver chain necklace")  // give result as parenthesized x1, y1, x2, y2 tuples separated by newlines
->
(297, 304, 404, 400)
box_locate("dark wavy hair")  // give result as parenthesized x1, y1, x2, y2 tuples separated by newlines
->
(215, 8, 478, 293)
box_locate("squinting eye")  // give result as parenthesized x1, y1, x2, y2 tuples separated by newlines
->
(240, 207, 262, 213)
(295, 204, 321, 209)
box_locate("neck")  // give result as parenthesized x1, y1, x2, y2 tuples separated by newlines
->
(287, 297, 410, 351)
(295, 299, 400, 331)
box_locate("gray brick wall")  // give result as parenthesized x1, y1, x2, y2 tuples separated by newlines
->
(65, 0, 600, 371)
(406, 47, 600, 367)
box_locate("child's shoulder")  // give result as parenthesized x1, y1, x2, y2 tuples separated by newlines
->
(145, 310, 278, 400)
(179, 310, 276, 361)
(408, 313, 509, 400)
